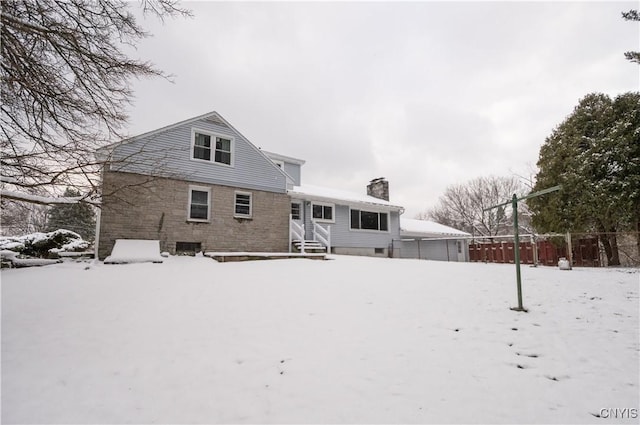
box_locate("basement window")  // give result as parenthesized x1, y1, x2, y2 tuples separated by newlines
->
(176, 242, 202, 255)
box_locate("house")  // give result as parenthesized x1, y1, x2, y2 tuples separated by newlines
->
(395, 218, 471, 262)
(97, 111, 291, 259)
(97, 111, 464, 261)
(288, 180, 404, 258)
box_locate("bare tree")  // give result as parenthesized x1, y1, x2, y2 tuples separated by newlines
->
(0, 0, 191, 204)
(421, 176, 530, 237)
(623, 10, 640, 64)
(0, 198, 49, 236)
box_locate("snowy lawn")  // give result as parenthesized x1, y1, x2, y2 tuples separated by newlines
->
(2, 255, 638, 424)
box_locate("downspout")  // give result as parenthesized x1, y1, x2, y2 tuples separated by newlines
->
(94, 206, 101, 263)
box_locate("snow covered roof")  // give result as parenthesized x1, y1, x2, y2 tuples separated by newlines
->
(289, 184, 403, 210)
(400, 218, 470, 238)
(261, 150, 306, 165)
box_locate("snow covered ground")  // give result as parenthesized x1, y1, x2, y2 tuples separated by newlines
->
(2, 255, 638, 423)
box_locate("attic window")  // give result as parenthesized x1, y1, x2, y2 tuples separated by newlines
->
(215, 137, 232, 165)
(193, 133, 211, 161)
(192, 129, 233, 166)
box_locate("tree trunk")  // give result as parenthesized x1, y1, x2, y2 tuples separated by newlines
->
(599, 233, 613, 266)
(636, 220, 640, 263)
(608, 232, 620, 266)
(597, 224, 620, 266)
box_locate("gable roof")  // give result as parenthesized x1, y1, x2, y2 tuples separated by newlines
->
(289, 184, 404, 211)
(400, 218, 470, 238)
(98, 111, 227, 155)
(97, 111, 292, 192)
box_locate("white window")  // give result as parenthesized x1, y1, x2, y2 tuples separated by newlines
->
(311, 202, 334, 223)
(193, 132, 211, 161)
(214, 136, 232, 165)
(350, 209, 389, 232)
(188, 186, 210, 222)
(291, 202, 301, 220)
(234, 191, 252, 218)
(191, 129, 233, 166)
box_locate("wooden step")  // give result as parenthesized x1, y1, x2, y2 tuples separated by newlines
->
(292, 240, 327, 252)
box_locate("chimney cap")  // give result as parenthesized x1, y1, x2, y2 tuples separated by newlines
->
(369, 177, 386, 183)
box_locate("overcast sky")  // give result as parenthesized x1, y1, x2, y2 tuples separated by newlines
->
(124, 1, 639, 217)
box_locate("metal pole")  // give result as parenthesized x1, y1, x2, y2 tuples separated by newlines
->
(483, 185, 561, 313)
(565, 232, 573, 269)
(512, 194, 525, 311)
(94, 206, 101, 262)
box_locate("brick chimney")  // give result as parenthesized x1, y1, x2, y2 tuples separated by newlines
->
(367, 177, 389, 201)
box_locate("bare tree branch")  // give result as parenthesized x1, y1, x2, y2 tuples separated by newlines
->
(422, 176, 529, 237)
(0, 0, 191, 203)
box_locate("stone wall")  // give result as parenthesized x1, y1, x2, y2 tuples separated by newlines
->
(366, 177, 389, 201)
(99, 171, 290, 259)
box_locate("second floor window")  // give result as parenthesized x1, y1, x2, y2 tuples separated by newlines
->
(193, 133, 211, 161)
(192, 129, 233, 166)
(215, 137, 232, 165)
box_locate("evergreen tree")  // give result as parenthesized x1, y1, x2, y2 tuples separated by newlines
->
(46, 188, 96, 241)
(529, 92, 640, 266)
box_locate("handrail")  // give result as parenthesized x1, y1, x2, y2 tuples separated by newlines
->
(290, 215, 305, 253)
(312, 221, 331, 253)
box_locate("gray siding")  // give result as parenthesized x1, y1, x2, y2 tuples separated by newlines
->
(301, 202, 400, 250)
(110, 116, 287, 193)
(397, 239, 469, 262)
(283, 162, 301, 186)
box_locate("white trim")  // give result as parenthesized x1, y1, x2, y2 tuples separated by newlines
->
(261, 150, 306, 165)
(234, 190, 253, 219)
(187, 185, 211, 222)
(272, 159, 285, 169)
(310, 201, 335, 223)
(190, 128, 235, 167)
(288, 185, 404, 211)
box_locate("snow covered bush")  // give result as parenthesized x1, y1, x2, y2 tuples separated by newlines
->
(0, 229, 90, 258)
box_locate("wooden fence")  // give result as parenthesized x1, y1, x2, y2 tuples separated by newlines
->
(469, 238, 601, 267)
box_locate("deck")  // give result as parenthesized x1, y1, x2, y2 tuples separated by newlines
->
(204, 252, 327, 263)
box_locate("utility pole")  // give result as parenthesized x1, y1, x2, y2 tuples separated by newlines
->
(484, 185, 561, 312)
